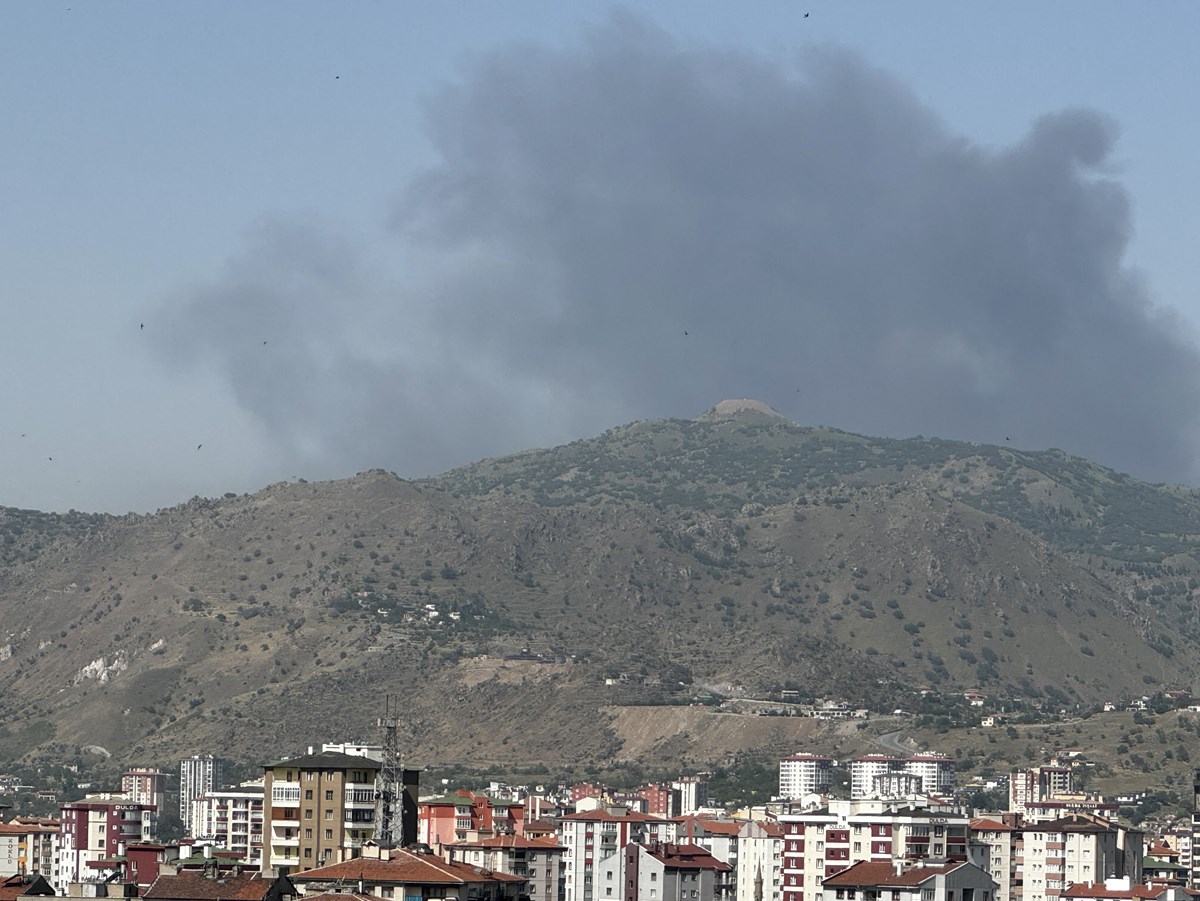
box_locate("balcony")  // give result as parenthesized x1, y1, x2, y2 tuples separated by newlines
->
(272, 785, 301, 803)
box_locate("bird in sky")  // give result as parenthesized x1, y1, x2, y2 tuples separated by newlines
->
(684, 330, 689, 336)
(140, 323, 144, 330)
(263, 340, 268, 345)
(197, 444, 203, 450)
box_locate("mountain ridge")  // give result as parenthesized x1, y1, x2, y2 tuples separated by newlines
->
(2, 403, 1199, 771)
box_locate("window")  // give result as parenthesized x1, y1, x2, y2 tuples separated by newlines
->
(305, 829, 312, 839)
(326, 790, 335, 801)
(305, 790, 313, 800)
(651, 874, 658, 883)
(304, 848, 312, 859)
(305, 809, 313, 820)
(326, 829, 333, 840)
(326, 810, 334, 820)
(606, 873, 613, 881)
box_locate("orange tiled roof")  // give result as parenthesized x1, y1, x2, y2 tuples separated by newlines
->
(291, 850, 525, 886)
(447, 835, 563, 851)
(641, 844, 730, 872)
(1061, 882, 1160, 900)
(562, 810, 667, 823)
(970, 818, 1015, 831)
(0, 875, 54, 901)
(677, 817, 742, 837)
(143, 873, 287, 901)
(822, 861, 968, 888)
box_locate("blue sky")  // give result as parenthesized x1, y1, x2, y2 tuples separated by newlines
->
(3, 2, 1199, 513)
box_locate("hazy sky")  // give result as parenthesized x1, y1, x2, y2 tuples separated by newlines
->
(3, 2, 1200, 514)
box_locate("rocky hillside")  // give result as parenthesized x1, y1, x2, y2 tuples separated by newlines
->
(2, 401, 1199, 770)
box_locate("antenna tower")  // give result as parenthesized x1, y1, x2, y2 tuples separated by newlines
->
(374, 694, 401, 847)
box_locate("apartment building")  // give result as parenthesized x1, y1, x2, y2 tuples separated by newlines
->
(595, 843, 732, 901)
(121, 770, 166, 817)
(191, 780, 265, 864)
(971, 814, 1143, 901)
(260, 750, 381, 876)
(560, 809, 678, 901)
(778, 799, 971, 901)
(849, 757, 954, 800)
(821, 860, 997, 901)
(779, 757, 835, 801)
(181, 756, 224, 827)
(288, 845, 527, 901)
(57, 793, 154, 886)
(1011, 768, 1074, 816)
(735, 820, 783, 901)
(419, 791, 526, 848)
(674, 780, 709, 817)
(447, 834, 565, 901)
(4, 818, 59, 881)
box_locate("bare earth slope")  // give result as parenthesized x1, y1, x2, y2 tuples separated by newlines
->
(3, 404, 1200, 769)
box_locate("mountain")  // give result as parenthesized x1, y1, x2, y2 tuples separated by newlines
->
(2, 402, 1200, 772)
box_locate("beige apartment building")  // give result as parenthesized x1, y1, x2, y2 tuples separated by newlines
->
(261, 749, 381, 876)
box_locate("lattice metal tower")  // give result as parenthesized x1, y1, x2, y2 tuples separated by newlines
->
(373, 695, 401, 848)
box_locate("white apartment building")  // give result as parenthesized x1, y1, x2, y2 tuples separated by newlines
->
(595, 842, 731, 901)
(1010, 767, 1074, 816)
(848, 756, 953, 800)
(970, 814, 1142, 901)
(560, 809, 677, 901)
(180, 756, 223, 825)
(779, 757, 834, 801)
(191, 779, 265, 864)
(674, 779, 709, 817)
(735, 820, 783, 901)
(779, 799, 971, 901)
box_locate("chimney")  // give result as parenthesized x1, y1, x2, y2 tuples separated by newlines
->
(893, 860, 904, 877)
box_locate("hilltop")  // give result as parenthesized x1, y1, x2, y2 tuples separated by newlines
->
(2, 402, 1200, 774)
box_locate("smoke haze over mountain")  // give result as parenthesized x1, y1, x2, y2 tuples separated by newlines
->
(159, 13, 1200, 485)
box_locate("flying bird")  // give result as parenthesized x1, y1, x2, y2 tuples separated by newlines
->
(140, 323, 144, 330)
(263, 340, 268, 345)
(197, 444, 203, 450)
(804, 12, 810, 17)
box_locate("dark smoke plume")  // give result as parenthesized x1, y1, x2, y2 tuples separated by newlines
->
(160, 13, 1200, 484)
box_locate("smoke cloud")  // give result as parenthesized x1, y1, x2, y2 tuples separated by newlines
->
(160, 13, 1200, 484)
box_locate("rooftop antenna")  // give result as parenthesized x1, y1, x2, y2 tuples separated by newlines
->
(374, 694, 400, 848)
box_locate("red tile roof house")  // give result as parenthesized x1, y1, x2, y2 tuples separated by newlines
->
(142, 871, 298, 901)
(288, 846, 527, 901)
(819, 860, 998, 901)
(0, 875, 55, 900)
